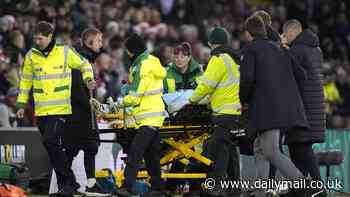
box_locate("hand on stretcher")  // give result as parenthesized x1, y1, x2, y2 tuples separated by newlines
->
(90, 97, 124, 115)
(90, 97, 135, 128)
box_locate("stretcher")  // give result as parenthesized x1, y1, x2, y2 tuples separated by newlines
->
(91, 98, 246, 189)
(90, 101, 219, 188)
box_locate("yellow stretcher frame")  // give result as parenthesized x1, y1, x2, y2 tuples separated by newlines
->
(95, 124, 214, 185)
(96, 170, 208, 187)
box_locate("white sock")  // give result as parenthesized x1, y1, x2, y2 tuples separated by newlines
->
(87, 178, 96, 188)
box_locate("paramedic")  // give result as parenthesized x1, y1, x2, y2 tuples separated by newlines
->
(163, 42, 203, 93)
(16, 21, 95, 196)
(115, 33, 166, 197)
(163, 42, 203, 193)
(188, 27, 242, 196)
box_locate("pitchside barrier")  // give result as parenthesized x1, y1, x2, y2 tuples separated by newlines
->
(0, 128, 349, 192)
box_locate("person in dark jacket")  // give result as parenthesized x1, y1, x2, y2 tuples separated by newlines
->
(282, 19, 326, 184)
(253, 10, 283, 180)
(240, 15, 308, 196)
(62, 27, 110, 196)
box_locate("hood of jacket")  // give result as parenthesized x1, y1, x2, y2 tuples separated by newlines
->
(132, 51, 166, 80)
(292, 29, 320, 47)
(211, 45, 241, 64)
(74, 43, 100, 63)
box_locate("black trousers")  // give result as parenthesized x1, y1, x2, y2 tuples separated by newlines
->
(227, 143, 240, 180)
(204, 115, 240, 182)
(63, 119, 99, 179)
(123, 126, 163, 191)
(288, 143, 322, 181)
(37, 116, 75, 190)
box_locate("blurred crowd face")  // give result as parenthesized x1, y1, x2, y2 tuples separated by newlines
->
(56, 18, 73, 32)
(58, 33, 72, 45)
(0, 62, 9, 72)
(133, 10, 145, 24)
(160, 45, 172, 64)
(7, 94, 18, 106)
(104, 6, 118, 20)
(150, 9, 161, 25)
(97, 53, 112, 71)
(19, 19, 32, 35)
(199, 47, 211, 63)
(111, 48, 124, 66)
(85, 33, 103, 53)
(14, 32, 25, 49)
(33, 33, 52, 50)
(180, 25, 198, 43)
(57, 5, 69, 17)
(231, 39, 241, 50)
(80, 0, 90, 12)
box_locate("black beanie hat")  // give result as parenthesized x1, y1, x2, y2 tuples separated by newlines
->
(125, 33, 147, 54)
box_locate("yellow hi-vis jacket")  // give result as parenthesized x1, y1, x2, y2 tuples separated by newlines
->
(17, 44, 94, 116)
(123, 51, 166, 128)
(189, 53, 241, 115)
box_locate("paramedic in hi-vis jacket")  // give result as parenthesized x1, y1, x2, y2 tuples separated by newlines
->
(115, 33, 166, 197)
(16, 21, 96, 197)
(188, 27, 242, 196)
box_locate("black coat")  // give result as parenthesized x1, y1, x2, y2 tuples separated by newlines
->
(285, 29, 326, 144)
(65, 45, 99, 140)
(239, 36, 309, 137)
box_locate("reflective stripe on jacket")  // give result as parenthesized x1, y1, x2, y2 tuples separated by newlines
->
(190, 53, 241, 115)
(123, 51, 166, 128)
(17, 44, 94, 116)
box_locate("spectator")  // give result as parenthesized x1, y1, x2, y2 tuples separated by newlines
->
(56, 32, 73, 45)
(71, 0, 90, 36)
(95, 53, 120, 102)
(179, 25, 199, 44)
(5, 30, 26, 67)
(156, 43, 173, 66)
(333, 66, 350, 128)
(0, 0, 347, 128)
(0, 87, 19, 127)
(0, 52, 12, 96)
(0, 15, 15, 47)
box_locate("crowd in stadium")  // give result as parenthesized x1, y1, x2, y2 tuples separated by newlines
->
(0, 0, 349, 128)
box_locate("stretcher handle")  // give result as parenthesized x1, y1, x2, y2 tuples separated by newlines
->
(89, 89, 97, 131)
(121, 80, 128, 130)
(123, 107, 127, 130)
